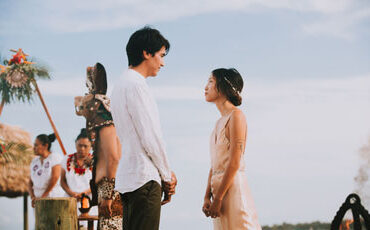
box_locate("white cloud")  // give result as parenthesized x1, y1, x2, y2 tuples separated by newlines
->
(246, 73, 370, 102)
(37, 77, 87, 96)
(302, 7, 370, 40)
(1, 0, 368, 39)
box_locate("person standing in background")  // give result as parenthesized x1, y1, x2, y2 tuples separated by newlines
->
(28, 133, 64, 208)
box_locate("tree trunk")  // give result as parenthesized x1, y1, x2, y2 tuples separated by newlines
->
(35, 197, 77, 230)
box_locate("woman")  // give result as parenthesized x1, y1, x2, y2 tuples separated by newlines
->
(60, 129, 93, 202)
(202, 68, 261, 230)
(28, 133, 64, 208)
(74, 63, 122, 229)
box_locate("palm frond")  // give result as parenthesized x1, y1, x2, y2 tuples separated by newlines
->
(0, 141, 33, 165)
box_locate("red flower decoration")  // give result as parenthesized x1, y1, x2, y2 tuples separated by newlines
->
(0, 144, 5, 154)
(9, 55, 22, 65)
(66, 153, 92, 175)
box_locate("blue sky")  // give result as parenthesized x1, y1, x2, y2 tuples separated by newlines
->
(0, 0, 370, 229)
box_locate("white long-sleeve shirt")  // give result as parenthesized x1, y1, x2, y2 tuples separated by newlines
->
(111, 69, 172, 194)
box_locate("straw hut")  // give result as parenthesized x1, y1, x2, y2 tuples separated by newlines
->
(0, 122, 34, 230)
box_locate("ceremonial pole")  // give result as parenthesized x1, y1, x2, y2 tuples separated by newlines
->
(32, 80, 67, 155)
(0, 99, 4, 117)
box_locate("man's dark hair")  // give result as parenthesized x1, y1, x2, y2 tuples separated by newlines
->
(126, 26, 170, 67)
(212, 68, 244, 106)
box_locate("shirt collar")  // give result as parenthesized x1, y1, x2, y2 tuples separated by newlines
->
(127, 68, 146, 83)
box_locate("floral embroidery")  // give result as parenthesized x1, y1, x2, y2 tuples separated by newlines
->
(44, 161, 50, 168)
(37, 169, 43, 176)
(66, 153, 92, 175)
(33, 165, 38, 171)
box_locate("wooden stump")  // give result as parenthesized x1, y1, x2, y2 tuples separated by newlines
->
(35, 197, 78, 230)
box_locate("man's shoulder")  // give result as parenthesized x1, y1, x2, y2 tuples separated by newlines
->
(115, 71, 144, 89)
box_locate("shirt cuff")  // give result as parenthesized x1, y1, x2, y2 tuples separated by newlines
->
(160, 169, 172, 182)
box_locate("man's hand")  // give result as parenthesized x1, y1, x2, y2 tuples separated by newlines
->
(99, 199, 113, 218)
(161, 191, 172, 205)
(163, 171, 177, 195)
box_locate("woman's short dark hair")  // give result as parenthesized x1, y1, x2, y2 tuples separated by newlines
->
(36, 133, 56, 151)
(75, 128, 90, 142)
(212, 68, 244, 106)
(126, 26, 170, 67)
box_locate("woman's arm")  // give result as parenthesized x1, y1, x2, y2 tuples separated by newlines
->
(204, 168, 213, 200)
(209, 110, 247, 217)
(60, 168, 78, 198)
(28, 179, 35, 199)
(41, 165, 61, 198)
(28, 179, 37, 208)
(202, 168, 213, 217)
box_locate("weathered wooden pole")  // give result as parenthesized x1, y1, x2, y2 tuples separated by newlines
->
(0, 98, 5, 117)
(35, 197, 77, 230)
(23, 194, 28, 230)
(31, 81, 67, 155)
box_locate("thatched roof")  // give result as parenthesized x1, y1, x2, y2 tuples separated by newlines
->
(0, 123, 34, 198)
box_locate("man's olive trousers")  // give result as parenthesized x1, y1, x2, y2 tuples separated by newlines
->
(121, 180, 162, 230)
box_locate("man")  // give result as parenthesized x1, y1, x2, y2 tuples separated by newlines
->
(110, 26, 177, 230)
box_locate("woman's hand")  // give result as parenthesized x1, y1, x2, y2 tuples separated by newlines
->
(202, 198, 212, 217)
(208, 198, 222, 218)
(69, 192, 81, 200)
(31, 196, 37, 208)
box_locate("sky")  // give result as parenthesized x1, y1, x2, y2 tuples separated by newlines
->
(0, 0, 370, 229)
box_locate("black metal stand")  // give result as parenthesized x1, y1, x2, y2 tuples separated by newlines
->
(331, 193, 370, 230)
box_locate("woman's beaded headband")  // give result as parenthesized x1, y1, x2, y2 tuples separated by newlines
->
(223, 76, 239, 94)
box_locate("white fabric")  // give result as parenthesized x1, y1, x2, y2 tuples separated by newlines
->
(30, 153, 64, 198)
(111, 69, 172, 194)
(61, 154, 92, 194)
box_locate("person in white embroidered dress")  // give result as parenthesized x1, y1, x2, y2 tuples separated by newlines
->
(61, 129, 92, 200)
(61, 129, 98, 230)
(110, 26, 177, 230)
(28, 133, 64, 208)
(60, 129, 98, 215)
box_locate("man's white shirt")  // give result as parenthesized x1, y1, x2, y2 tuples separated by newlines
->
(111, 68, 172, 194)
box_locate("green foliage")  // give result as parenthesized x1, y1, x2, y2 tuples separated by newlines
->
(0, 61, 50, 104)
(262, 221, 331, 230)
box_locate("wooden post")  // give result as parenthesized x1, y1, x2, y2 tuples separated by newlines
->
(23, 194, 28, 230)
(0, 98, 5, 117)
(35, 197, 78, 230)
(32, 81, 67, 155)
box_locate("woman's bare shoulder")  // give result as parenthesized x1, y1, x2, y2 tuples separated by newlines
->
(230, 109, 246, 123)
